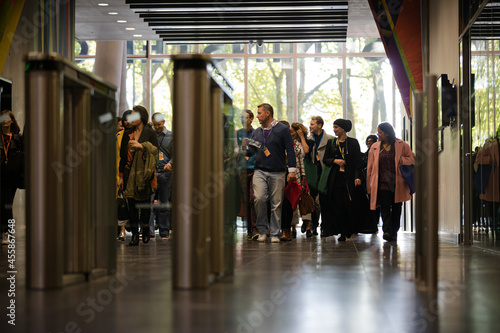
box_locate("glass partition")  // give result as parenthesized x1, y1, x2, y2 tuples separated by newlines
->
(150, 40, 196, 55)
(297, 42, 342, 54)
(202, 44, 245, 55)
(470, 39, 500, 249)
(126, 59, 147, 109)
(127, 40, 148, 56)
(296, 57, 343, 126)
(347, 57, 396, 142)
(150, 59, 174, 129)
(212, 58, 245, 111)
(248, 58, 293, 121)
(249, 43, 293, 54)
(76, 39, 405, 137)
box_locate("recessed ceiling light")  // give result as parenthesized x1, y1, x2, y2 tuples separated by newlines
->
(97, 3, 109, 6)
(133, 34, 143, 38)
(117, 20, 127, 23)
(108, 12, 118, 15)
(125, 27, 136, 31)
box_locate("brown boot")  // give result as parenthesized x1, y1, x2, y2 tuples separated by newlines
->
(280, 229, 292, 241)
(302, 220, 311, 233)
(118, 226, 126, 241)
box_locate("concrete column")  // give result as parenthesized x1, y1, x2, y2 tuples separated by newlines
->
(94, 41, 127, 114)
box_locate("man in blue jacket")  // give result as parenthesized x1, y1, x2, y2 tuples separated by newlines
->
(237, 110, 258, 240)
(245, 103, 296, 243)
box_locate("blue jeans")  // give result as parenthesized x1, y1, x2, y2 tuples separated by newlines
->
(149, 171, 172, 237)
(252, 170, 286, 237)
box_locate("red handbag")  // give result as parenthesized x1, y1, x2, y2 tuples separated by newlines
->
(285, 180, 302, 211)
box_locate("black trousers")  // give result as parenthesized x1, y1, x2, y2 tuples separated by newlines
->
(128, 198, 151, 235)
(281, 190, 293, 230)
(0, 169, 18, 234)
(310, 188, 328, 230)
(378, 190, 402, 237)
(329, 172, 352, 237)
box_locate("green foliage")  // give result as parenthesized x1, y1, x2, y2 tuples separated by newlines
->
(471, 48, 499, 150)
(75, 40, 404, 143)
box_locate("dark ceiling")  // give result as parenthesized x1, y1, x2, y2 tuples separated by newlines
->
(128, 0, 348, 43)
(76, 0, 378, 43)
(470, 1, 500, 39)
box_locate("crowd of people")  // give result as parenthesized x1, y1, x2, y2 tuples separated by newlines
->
(0, 103, 416, 247)
(238, 104, 416, 243)
(116, 106, 173, 246)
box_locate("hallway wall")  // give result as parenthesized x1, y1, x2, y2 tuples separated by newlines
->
(429, 0, 461, 239)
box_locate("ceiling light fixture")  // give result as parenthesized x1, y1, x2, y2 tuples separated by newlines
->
(133, 34, 143, 38)
(117, 20, 127, 23)
(97, 3, 109, 6)
(126, 27, 136, 31)
(108, 12, 118, 15)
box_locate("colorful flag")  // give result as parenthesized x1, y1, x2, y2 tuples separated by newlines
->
(0, 0, 26, 74)
(369, 0, 423, 118)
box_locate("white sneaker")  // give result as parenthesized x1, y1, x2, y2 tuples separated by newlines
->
(1, 232, 9, 245)
(257, 234, 267, 242)
(271, 236, 280, 243)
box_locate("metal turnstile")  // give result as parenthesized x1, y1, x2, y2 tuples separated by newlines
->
(25, 53, 117, 290)
(172, 54, 235, 289)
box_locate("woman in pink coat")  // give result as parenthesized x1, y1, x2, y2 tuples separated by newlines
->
(366, 122, 415, 241)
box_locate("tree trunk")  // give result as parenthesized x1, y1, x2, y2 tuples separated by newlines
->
(371, 68, 380, 134)
(285, 68, 293, 121)
(377, 68, 387, 123)
(297, 58, 306, 120)
(345, 68, 356, 138)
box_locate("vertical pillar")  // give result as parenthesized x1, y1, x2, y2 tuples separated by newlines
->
(63, 88, 92, 274)
(26, 68, 64, 289)
(223, 99, 236, 276)
(92, 98, 117, 274)
(424, 75, 439, 291)
(210, 84, 225, 278)
(415, 92, 424, 283)
(462, 31, 473, 246)
(172, 55, 212, 289)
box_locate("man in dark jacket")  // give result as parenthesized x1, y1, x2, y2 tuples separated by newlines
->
(150, 112, 173, 239)
(245, 103, 296, 243)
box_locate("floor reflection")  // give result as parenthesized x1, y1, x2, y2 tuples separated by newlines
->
(1, 223, 500, 332)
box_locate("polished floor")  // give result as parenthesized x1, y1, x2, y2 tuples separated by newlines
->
(2, 222, 500, 333)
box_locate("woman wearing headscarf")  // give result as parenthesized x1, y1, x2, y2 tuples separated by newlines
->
(363, 135, 378, 173)
(323, 119, 363, 241)
(1, 110, 24, 245)
(118, 106, 159, 246)
(366, 122, 415, 242)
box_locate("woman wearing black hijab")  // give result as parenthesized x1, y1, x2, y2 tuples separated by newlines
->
(322, 119, 363, 241)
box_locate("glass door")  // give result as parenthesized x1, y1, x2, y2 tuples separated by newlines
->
(470, 40, 500, 249)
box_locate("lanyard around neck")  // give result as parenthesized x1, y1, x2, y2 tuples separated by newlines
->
(2, 133, 12, 159)
(314, 131, 324, 152)
(337, 139, 345, 159)
(263, 127, 274, 146)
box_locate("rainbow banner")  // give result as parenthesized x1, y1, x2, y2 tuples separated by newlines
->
(368, 0, 423, 118)
(0, 0, 26, 74)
